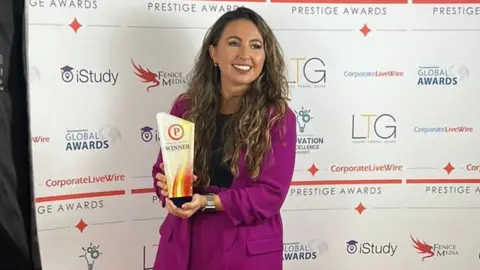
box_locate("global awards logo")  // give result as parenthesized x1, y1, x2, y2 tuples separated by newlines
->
(410, 235, 459, 261)
(79, 243, 102, 270)
(417, 64, 469, 86)
(60, 65, 119, 86)
(283, 238, 328, 261)
(346, 239, 397, 256)
(294, 106, 323, 155)
(65, 126, 121, 151)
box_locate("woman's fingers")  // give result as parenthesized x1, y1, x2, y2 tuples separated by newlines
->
(156, 179, 167, 190)
(155, 173, 167, 186)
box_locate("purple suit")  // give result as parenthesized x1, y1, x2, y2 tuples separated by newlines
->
(151, 95, 297, 270)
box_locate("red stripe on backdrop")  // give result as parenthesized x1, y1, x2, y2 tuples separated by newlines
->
(35, 190, 126, 203)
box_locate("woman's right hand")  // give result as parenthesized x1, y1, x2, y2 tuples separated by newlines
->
(155, 163, 199, 197)
(155, 163, 168, 197)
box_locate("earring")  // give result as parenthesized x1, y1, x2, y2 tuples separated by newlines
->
(214, 61, 218, 67)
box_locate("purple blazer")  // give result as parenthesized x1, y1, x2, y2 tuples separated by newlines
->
(151, 95, 297, 270)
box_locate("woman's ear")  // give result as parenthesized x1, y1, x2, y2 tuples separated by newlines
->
(209, 45, 216, 64)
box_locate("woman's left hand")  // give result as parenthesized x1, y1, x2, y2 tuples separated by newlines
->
(165, 194, 206, 219)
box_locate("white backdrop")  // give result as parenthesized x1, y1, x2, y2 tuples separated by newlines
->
(26, 0, 480, 269)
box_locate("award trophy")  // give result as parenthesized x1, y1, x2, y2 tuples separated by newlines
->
(156, 112, 194, 208)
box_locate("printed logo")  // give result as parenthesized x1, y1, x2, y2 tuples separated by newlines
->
(140, 126, 158, 142)
(168, 124, 184, 141)
(283, 238, 328, 261)
(351, 113, 396, 144)
(31, 136, 51, 144)
(344, 70, 404, 79)
(60, 65, 119, 86)
(65, 126, 121, 151)
(346, 239, 397, 256)
(79, 243, 102, 270)
(132, 60, 160, 91)
(413, 125, 474, 134)
(288, 57, 326, 88)
(295, 106, 313, 133)
(417, 64, 469, 86)
(410, 235, 459, 261)
(131, 59, 186, 91)
(294, 107, 323, 155)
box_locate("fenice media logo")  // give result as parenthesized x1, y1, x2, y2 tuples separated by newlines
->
(410, 235, 459, 261)
(60, 65, 119, 86)
(131, 60, 186, 91)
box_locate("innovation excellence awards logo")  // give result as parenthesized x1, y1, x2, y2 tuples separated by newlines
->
(79, 243, 102, 270)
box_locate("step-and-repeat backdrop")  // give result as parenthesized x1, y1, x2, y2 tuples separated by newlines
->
(26, 0, 480, 269)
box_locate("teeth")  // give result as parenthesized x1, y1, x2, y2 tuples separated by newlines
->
(233, 65, 251, 71)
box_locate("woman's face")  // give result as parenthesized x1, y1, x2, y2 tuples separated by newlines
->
(209, 19, 266, 97)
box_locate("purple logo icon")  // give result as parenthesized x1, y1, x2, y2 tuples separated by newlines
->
(141, 126, 155, 142)
(346, 240, 358, 254)
(61, 65, 74, 82)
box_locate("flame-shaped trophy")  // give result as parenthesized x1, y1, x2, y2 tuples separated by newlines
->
(156, 112, 194, 208)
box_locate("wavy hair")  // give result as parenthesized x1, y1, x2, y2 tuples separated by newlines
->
(179, 7, 290, 187)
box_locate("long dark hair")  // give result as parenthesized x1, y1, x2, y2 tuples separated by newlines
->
(180, 7, 290, 187)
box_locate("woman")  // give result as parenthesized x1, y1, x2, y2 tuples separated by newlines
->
(152, 7, 296, 270)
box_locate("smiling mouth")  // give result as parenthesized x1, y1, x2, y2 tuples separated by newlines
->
(232, 64, 252, 72)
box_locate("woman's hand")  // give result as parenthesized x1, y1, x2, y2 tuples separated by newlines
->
(155, 163, 198, 197)
(165, 194, 206, 219)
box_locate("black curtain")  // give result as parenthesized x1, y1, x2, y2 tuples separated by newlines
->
(0, 0, 41, 269)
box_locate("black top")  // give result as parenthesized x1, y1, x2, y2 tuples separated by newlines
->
(209, 113, 234, 188)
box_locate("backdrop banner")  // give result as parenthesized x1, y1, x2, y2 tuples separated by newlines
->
(26, 0, 480, 269)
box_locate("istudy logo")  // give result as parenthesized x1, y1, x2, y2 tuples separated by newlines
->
(346, 239, 397, 256)
(60, 65, 119, 86)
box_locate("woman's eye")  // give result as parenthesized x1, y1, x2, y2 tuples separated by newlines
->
(251, 44, 262, 49)
(228, 41, 239, 46)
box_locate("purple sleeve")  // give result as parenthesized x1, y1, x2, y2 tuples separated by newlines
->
(152, 97, 184, 208)
(218, 109, 297, 226)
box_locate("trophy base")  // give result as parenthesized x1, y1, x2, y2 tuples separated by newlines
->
(171, 196, 192, 208)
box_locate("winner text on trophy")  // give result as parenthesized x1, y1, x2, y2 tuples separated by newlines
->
(156, 112, 194, 208)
